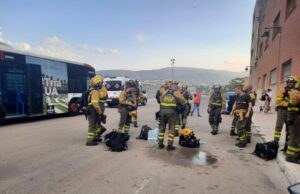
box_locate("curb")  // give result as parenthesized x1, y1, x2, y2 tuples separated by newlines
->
(254, 124, 299, 184)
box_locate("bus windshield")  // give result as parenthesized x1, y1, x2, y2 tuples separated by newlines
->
(105, 81, 122, 91)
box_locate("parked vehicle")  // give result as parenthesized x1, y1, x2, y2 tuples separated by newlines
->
(0, 46, 95, 122)
(224, 92, 236, 114)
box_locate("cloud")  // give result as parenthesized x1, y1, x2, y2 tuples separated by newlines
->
(0, 31, 122, 66)
(96, 47, 104, 54)
(109, 49, 121, 55)
(136, 33, 148, 43)
(0, 31, 3, 42)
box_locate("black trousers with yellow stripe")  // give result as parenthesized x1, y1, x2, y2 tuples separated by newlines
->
(274, 108, 289, 145)
(158, 110, 177, 146)
(286, 113, 300, 160)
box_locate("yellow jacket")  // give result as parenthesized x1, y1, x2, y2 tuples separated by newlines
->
(98, 86, 108, 103)
(289, 89, 300, 106)
(275, 86, 290, 107)
(119, 91, 137, 107)
(89, 89, 101, 114)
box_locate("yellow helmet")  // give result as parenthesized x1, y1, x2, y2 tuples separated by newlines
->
(286, 75, 298, 83)
(89, 75, 103, 86)
(180, 128, 193, 136)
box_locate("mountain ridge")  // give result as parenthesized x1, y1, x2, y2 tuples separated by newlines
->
(97, 67, 247, 85)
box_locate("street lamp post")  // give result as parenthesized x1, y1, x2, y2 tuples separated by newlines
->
(170, 58, 175, 81)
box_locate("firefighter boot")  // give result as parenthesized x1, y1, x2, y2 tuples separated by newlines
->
(167, 145, 176, 151)
(86, 140, 98, 146)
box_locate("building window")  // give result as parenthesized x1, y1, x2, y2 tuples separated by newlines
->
(273, 12, 281, 39)
(259, 42, 263, 57)
(270, 68, 277, 85)
(257, 77, 261, 89)
(282, 59, 292, 82)
(286, 0, 297, 18)
(264, 37, 269, 50)
(263, 74, 268, 89)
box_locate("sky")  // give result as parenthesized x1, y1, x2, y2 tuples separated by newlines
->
(0, 0, 255, 72)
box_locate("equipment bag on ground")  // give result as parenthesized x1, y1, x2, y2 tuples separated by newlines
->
(253, 141, 279, 161)
(104, 130, 130, 152)
(136, 125, 152, 140)
(179, 128, 200, 148)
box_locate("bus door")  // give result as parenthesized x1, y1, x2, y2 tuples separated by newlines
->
(0, 61, 27, 117)
(27, 64, 43, 115)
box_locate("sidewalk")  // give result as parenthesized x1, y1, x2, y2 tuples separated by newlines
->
(252, 108, 300, 184)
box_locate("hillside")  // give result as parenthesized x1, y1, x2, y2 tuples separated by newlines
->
(97, 67, 247, 85)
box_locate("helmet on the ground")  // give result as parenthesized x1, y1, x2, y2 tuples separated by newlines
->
(180, 128, 193, 136)
(89, 75, 103, 87)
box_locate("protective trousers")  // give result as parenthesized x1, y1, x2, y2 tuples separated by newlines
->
(245, 109, 253, 142)
(236, 113, 247, 143)
(274, 108, 289, 147)
(175, 112, 180, 135)
(286, 114, 300, 160)
(181, 103, 190, 128)
(87, 107, 99, 142)
(118, 106, 131, 134)
(209, 107, 221, 132)
(230, 115, 238, 133)
(158, 110, 176, 146)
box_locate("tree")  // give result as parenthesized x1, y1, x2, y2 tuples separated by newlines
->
(222, 77, 246, 93)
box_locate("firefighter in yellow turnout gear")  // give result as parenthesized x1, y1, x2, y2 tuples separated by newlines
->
(274, 76, 297, 152)
(86, 75, 104, 146)
(132, 80, 140, 128)
(118, 80, 137, 134)
(180, 85, 193, 129)
(158, 82, 185, 151)
(94, 85, 108, 141)
(231, 85, 252, 148)
(245, 86, 256, 143)
(208, 85, 226, 135)
(286, 76, 300, 164)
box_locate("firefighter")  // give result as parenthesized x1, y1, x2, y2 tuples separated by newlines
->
(86, 75, 104, 146)
(286, 77, 300, 164)
(229, 87, 238, 136)
(158, 81, 185, 151)
(244, 85, 256, 143)
(132, 80, 140, 128)
(95, 83, 108, 141)
(208, 85, 225, 135)
(274, 75, 298, 152)
(173, 81, 182, 136)
(180, 85, 193, 129)
(156, 80, 171, 104)
(232, 85, 252, 148)
(118, 80, 137, 134)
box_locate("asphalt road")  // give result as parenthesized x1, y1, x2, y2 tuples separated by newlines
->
(0, 98, 290, 194)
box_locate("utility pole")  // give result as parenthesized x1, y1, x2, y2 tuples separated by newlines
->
(170, 58, 175, 81)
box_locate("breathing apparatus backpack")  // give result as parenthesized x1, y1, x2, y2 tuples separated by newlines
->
(104, 130, 130, 152)
(136, 125, 152, 140)
(179, 128, 200, 148)
(253, 141, 278, 161)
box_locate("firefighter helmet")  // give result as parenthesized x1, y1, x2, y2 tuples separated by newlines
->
(286, 75, 298, 83)
(180, 128, 193, 136)
(213, 84, 222, 89)
(89, 75, 103, 87)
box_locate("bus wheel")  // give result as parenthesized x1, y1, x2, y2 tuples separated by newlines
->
(69, 101, 79, 116)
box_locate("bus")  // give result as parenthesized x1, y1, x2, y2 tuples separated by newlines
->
(0, 45, 95, 122)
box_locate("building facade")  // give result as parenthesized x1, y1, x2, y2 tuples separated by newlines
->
(250, 0, 300, 97)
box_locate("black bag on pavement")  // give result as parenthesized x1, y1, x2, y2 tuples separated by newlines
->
(136, 125, 152, 140)
(104, 130, 130, 152)
(253, 141, 279, 161)
(179, 133, 200, 148)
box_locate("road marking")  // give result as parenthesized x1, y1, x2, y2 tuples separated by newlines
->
(134, 176, 153, 194)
